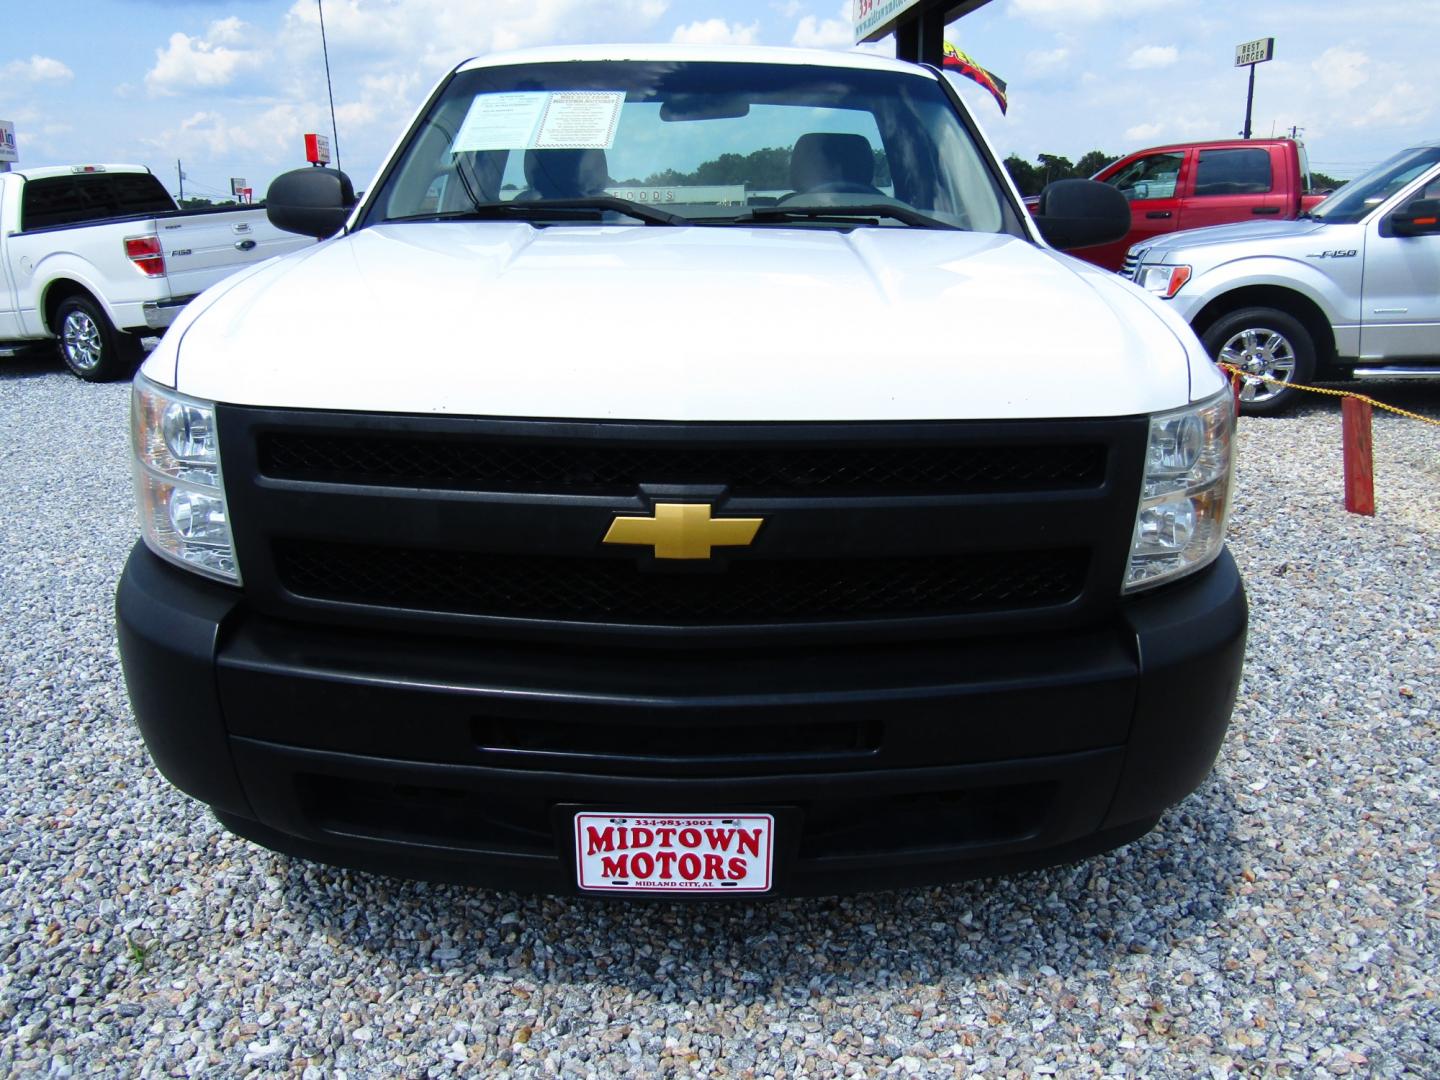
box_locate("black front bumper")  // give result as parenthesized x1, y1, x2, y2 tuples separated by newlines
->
(116, 543, 1246, 897)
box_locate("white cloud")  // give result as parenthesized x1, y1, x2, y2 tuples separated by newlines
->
(1350, 81, 1427, 129)
(130, 0, 677, 183)
(2, 55, 74, 82)
(1025, 47, 1070, 74)
(281, 0, 669, 67)
(772, 0, 805, 16)
(145, 20, 265, 96)
(793, 3, 853, 49)
(146, 104, 316, 163)
(1010, 0, 1178, 20)
(671, 19, 759, 46)
(1126, 45, 1178, 70)
(1312, 47, 1369, 94)
(1124, 121, 1167, 141)
(205, 16, 250, 47)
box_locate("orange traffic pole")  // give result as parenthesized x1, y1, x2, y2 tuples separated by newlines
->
(1342, 396, 1375, 516)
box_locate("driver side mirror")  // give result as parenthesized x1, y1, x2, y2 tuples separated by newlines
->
(1391, 197, 1440, 237)
(266, 167, 357, 239)
(1033, 179, 1131, 251)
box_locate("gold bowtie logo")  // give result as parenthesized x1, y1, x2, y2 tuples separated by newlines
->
(602, 503, 763, 560)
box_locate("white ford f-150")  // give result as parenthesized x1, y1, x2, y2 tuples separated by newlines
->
(0, 165, 309, 380)
(116, 45, 1247, 897)
(1124, 142, 1440, 413)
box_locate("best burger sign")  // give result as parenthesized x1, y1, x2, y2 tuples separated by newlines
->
(575, 813, 774, 893)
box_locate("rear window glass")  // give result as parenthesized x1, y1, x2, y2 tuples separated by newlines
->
(1193, 149, 1273, 196)
(21, 173, 174, 231)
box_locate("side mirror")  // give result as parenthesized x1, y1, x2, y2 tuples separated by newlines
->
(266, 167, 356, 239)
(1034, 179, 1131, 251)
(1390, 197, 1440, 237)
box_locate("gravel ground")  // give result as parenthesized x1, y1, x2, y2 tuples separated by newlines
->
(1, 351, 1436, 1077)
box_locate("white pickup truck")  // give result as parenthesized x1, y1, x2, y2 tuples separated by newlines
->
(116, 45, 1247, 898)
(1124, 142, 1440, 413)
(0, 164, 309, 380)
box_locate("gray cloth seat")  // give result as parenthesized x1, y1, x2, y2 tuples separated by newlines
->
(786, 133, 884, 198)
(516, 149, 610, 200)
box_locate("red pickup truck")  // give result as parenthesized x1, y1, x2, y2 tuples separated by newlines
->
(1032, 138, 1327, 271)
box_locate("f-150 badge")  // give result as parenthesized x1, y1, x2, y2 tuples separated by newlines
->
(1306, 249, 1357, 259)
(603, 504, 762, 560)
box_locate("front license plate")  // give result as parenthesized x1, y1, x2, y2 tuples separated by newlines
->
(574, 813, 774, 894)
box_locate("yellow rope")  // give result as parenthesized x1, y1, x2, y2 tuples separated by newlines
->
(1219, 363, 1440, 427)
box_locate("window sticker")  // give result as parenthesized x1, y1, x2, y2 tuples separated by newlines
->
(452, 92, 551, 152)
(452, 91, 624, 153)
(533, 92, 625, 149)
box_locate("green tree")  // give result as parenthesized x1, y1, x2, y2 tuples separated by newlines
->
(1004, 151, 1119, 195)
(641, 147, 793, 190)
(1003, 154, 1040, 196)
(1074, 150, 1119, 179)
(1309, 170, 1343, 193)
(1036, 154, 1076, 187)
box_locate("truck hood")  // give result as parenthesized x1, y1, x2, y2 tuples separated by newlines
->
(1136, 217, 1328, 260)
(161, 222, 1194, 421)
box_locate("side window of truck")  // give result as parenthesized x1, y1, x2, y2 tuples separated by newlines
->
(1106, 152, 1183, 201)
(1193, 149, 1273, 196)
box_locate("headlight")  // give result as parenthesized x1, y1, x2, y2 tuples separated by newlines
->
(131, 376, 241, 584)
(1124, 390, 1234, 592)
(1135, 264, 1192, 298)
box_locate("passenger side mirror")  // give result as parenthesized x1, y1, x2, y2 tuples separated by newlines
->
(266, 167, 357, 239)
(1390, 197, 1440, 237)
(1033, 179, 1131, 251)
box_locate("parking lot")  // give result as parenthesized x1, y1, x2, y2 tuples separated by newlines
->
(1, 352, 1436, 1077)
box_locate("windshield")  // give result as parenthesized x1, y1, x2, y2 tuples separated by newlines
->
(363, 60, 1014, 233)
(1310, 146, 1440, 224)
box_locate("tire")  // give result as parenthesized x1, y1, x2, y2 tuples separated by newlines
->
(54, 295, 143, 382)
(1200, 306, 1316, 417)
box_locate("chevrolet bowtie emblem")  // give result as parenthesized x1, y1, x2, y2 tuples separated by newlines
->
(603, 503, 763, 560)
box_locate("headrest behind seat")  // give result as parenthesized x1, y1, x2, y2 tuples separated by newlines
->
(790, 133, 876, 191)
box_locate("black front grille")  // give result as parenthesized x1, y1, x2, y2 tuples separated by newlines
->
(274, 540, 1088, 624)
(259, 432, 1106, 496)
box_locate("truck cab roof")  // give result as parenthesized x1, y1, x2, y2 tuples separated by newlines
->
(456, 43, 932, 77)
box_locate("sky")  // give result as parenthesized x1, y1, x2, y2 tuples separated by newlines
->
(3, 0, 1437, 201)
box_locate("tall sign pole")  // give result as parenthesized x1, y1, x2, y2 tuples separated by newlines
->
(1235, 37, 1275, 140)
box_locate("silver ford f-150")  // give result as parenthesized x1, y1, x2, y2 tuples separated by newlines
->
(1124, 142, 1440, 413)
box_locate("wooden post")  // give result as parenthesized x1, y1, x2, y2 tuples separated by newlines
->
(1342, 397, 1374, 516)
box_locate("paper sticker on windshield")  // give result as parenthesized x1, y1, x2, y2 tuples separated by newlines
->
(534, 92, 624, 149)
(452, 91, 623, 153)
(452, 93, 551, 152)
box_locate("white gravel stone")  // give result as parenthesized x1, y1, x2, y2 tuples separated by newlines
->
(0, 355, 1437, 1076)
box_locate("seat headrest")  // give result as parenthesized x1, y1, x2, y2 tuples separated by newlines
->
(523, 149, 610, 198)
(790, 133, 876, 190)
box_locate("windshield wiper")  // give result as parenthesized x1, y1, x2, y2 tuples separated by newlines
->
(386, 197, 687, 227)
(722, 204, 960, 230)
